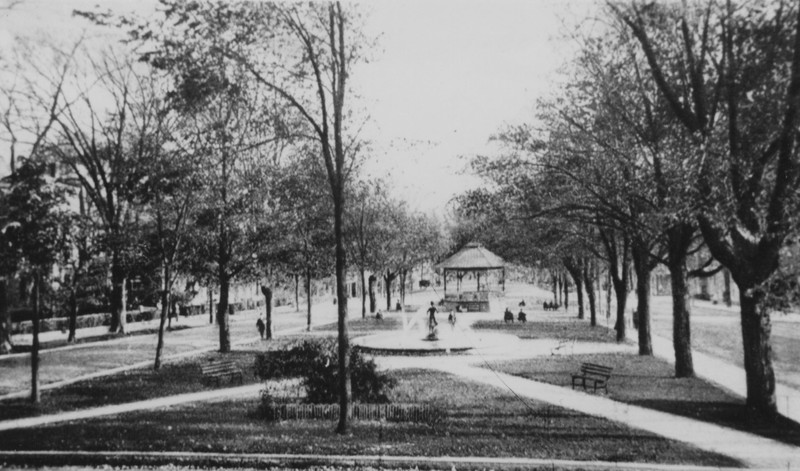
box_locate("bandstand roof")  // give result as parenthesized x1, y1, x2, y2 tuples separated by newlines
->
(435, 242, 505, 271)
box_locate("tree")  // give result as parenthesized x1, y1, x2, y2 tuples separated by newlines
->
(0, 38, 79, 353)
(3, 156, 70, 402)
(150, 2, 368, 432)
(135, 110, 196, 369)
(346, 179, 389, 318)
(124, 0, 365, 431)
(46, 50, 168, 334)
(269, 152, 334, 331)
(613, 0, 800, 416)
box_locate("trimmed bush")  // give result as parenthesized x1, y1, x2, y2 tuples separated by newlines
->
(254, 339, 396, 404)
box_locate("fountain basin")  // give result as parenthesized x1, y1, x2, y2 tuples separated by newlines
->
(352, 327, 519, 355)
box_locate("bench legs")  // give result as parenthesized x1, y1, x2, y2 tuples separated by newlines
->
(572, 376, 607, 393)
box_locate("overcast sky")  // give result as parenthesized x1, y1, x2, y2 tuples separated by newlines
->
(0, 0, 594, 214)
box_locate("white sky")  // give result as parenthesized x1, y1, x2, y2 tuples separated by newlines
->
(0, 0, 596, 214)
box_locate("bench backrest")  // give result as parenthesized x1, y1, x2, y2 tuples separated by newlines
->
(201, 360, 239, 375)
(580, 362, 613, 378)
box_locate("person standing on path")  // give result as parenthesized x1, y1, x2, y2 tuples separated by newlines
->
(427, 302, 438, 337)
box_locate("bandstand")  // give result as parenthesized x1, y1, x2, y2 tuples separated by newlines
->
(435, 242, 506, 312)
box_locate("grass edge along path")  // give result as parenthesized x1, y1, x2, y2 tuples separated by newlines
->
(0, 450, 748, 471)
(438, 360, 798, 470)
(0, 368, 740, 468)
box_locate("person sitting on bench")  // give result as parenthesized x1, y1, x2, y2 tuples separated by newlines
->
(504, 307, 514, 323)
(517, 310, 527, 322)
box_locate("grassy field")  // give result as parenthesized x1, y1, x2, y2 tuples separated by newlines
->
(0, 367, 740, 467)
(651, 314, 800, 390)
(494, 352, 800, 447)
(0, 318, 399, 421)
(473, 318, 622, 343)
(11, 325, 193, 353)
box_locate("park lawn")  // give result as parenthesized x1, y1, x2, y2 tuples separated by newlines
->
(473, 318, 622, 343)
(0, 368, 741, 468)
(651, 316, 800, 391)
(0, 337, 306, 421)
(494, 352, 800, 447)
(343, 316, 403, 333)
(0, 319, 404, 422)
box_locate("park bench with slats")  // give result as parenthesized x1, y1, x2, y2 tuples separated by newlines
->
(571, 362, 613, 393)
(201, 360, 243, 386)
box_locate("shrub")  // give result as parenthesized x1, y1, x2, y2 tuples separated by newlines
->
(254, 349, 306, 380)
(257, 390, 279, 420)
(254, 340, 396, 404)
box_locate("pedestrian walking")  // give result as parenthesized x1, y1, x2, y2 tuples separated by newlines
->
(256, 316, 266, 339)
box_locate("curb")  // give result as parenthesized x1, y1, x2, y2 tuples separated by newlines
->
(0, 450, 748, 471)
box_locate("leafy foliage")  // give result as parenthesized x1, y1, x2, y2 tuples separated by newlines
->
(254, 340, 396, 404)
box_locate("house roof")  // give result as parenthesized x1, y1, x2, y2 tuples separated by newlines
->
(435, 242, 505, 270)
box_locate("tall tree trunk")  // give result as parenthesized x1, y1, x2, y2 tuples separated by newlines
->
(217, 275, 231, 353)
(154, 286, 169, 370)
(368, 274, 376, 313)
(294, 273, 300, 312)
(557, 275, 563, 305)
(563, 273, 570, 310)
(564, 259, 584, 319)
(552, 273, 557, 303)
(384, 272, 394, 311)
(399, 269, 406, 306)
(332, 188, 351, 434)
(306, 269, 312, 331)
(668, 255, 694, 377)
(605, 270, 612, 320)
(632, 240, 653, 356)
(1, 278, 13, 354)
(207, 285, 213, 325)
(263, 286, 272, 340)
(612, 276, 627, 342)
(583, 261, 597, 327)
(739, 284, 776, 417)
(723, 269, 732, 307)
(666, 224, 694, 377)
(30, 272, 40, 404)
(573, 271, 584, 319)
(360, 268, 366, 319)
(109, 252, 126, 334)
(67, 287, 78, 343)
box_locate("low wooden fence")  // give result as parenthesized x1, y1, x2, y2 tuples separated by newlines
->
(263, 403, 442, 424)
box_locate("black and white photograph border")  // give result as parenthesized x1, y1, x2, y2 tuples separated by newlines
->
(0, 0, 799, 470)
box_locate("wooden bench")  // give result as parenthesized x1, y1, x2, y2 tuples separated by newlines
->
(201, 360, 243, 386)
(571, 362, 612, 393)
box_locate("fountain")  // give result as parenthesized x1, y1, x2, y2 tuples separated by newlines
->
(352, 305, 519, 355)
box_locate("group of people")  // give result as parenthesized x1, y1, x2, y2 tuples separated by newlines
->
(503, 307, 527, 323)
(543, 301, 560, 311)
